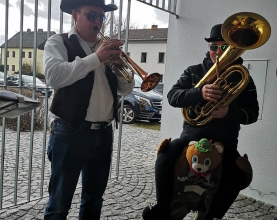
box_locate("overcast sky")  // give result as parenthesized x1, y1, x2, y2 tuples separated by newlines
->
(0, 0, 169, 46)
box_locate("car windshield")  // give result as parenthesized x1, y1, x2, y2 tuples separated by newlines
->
(134, 74, 142, 88)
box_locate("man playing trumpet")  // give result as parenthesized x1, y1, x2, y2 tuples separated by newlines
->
(42, 0, 134, 219)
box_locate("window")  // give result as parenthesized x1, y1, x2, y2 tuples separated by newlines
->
(12, 51, 15, 58)
(141, 52, 147, 63)
(12, 65, 15, 71)
(159, 75, 163, 82)
(28, 52, 32, 58)
(22, 51, 25, 58)
(7, 51, 9, 57)
(158, 52, 165, 63)
(7, 65, 9, 71)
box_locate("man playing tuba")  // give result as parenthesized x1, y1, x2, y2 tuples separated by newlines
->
(142, 23, 259, 220)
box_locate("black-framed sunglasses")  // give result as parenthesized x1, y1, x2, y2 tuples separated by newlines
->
(76, 10, 106, 23)
(209, 44, 229, 52)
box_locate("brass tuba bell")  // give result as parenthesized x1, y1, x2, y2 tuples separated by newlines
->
(181, 12, 271, 126)
(98, 32, 161, 92)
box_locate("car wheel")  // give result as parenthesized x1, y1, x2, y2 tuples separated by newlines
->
(118, 104, 137, 124)
(148, 119, 161, 122)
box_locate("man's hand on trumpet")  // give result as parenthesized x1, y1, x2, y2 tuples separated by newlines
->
(95, 39, 123, 64)
(96, 39, 130, 77)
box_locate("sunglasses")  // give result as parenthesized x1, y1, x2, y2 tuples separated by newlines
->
(76, 10, 106, 23)
(209, 44, 229, 52)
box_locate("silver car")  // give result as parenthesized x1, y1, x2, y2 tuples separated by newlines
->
(6, 74, 53, 98)
(0, 72, 5, 85)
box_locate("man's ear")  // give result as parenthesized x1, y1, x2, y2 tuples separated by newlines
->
(72, 10, 78, 22)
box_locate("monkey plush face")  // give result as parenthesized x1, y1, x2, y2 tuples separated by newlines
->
(186, 139, 224, 174)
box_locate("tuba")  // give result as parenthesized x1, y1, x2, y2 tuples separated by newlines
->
(182, 12, 271, 126)
(98, 32, 161, 92)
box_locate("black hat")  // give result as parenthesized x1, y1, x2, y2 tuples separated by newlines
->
(60, 0, 118, 14)
(204, 24, 224, 42)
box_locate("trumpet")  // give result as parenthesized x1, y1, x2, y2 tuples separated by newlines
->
(98, 32, 161, 92)
(182, 12, 271, 126)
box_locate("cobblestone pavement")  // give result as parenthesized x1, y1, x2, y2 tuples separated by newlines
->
(0, 125, 277, 220)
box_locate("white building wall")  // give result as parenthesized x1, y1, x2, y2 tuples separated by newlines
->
(127, 41, 166, 81)
(161, 0, 277, 205)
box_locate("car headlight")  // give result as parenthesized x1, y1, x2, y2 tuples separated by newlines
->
(134, 95, 151, 106)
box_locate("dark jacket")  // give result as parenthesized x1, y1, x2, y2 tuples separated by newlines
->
(50, 34, 119, 128)
(167, 52, 259, 148)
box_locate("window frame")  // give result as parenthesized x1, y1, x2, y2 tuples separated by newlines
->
(158, 52, 165, 63)
(159, 75, 163, 82)
(141, 52, 147, 63)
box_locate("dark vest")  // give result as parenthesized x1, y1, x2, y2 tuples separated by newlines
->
(50, 33, 118, 128)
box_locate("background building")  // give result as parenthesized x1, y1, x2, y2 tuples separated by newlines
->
(118, 25, 167, 82)
(0, 29, 55, 75)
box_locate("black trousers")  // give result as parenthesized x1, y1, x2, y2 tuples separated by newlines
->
(155, 138, 244, 219)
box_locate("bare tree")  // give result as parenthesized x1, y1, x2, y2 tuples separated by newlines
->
(19, 61, 43, 74)
(102, 13, 140, 37)
(142, 24, 148, 29)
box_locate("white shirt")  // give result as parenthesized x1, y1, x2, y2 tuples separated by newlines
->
(43, 27, 134, 122)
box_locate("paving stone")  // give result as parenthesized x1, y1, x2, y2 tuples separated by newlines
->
(0, 125, 276, 219)
(271, 207, 277, 215)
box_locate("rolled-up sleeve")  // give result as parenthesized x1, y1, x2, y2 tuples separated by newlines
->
(116, 75, 135, 96)
(43, 34, 101, 89)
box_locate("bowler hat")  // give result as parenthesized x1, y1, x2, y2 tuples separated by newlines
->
(204, 24, 224, 42)
(60, 0, 118, 14)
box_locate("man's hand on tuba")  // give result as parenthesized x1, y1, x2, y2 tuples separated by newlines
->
(210, 105, 229, 118)
(201, 84, 222, 102)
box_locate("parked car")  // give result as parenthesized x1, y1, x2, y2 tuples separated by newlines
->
(6, 74, 53, 98)
(118, 74, 163, 124)
(153, 83, 164, 94)
(0, 72, 6, 85)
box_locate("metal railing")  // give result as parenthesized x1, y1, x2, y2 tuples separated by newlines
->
(136, 0, 179, 18)
(0, 0, 177, 210)
(0, 0, 52, 210)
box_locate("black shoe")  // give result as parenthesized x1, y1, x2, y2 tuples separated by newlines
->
(142, 203, 170, 220)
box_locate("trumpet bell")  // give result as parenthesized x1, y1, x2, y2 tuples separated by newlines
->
(141, 73, 161, 92)
(222, 12, 271, 50)
(123, 53, 161, 92)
